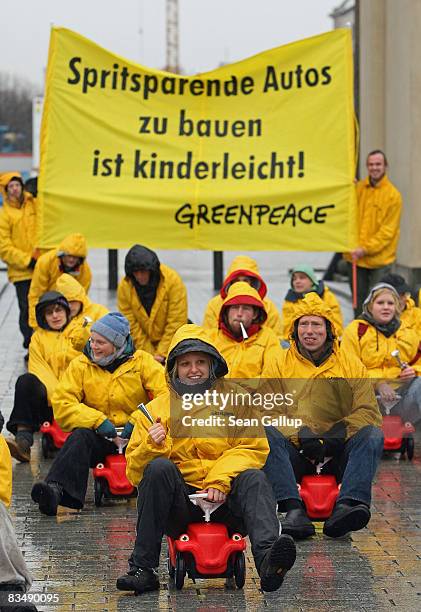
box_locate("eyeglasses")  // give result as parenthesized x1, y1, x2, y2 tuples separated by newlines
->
(45, 305, 66, 316)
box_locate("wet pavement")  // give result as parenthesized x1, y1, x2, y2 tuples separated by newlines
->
(1, 249, 421, 611)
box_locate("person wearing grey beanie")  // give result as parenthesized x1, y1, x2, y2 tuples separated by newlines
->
(31, 311, 167, 517)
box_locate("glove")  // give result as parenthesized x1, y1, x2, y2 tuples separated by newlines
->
(323, 421, 346, 457)
(0, 410, 4, 433)
(95, 419, 117, 439)
(298, 426, 325, 463)
(121, 422, 134, 439)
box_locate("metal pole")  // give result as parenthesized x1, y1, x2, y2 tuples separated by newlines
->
(108, 249, 118, 290)
(213, 251, 223, 292)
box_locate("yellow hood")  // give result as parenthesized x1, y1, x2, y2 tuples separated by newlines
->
(287, 292, 339, 339)
(0, 171, 23, 198)
(227, 255, 259, 276)
(220, 281, 267, 322)
(57, 233, 88, 258)
(166, 323, 228, 379)
(55, 273, 89, 307)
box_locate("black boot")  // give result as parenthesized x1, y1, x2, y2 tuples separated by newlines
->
(323, 503, 371, 538)
(31, 481, 62, 516)
(259, 534, 296, 592)
(6, 431, 33, 463)
(116, 567, 159, 594)
(281, 507, 315, 539)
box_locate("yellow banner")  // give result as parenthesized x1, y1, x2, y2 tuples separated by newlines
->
(38, 27, 357, 250)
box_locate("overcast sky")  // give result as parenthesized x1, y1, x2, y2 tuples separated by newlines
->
(2, 0, 338, 90)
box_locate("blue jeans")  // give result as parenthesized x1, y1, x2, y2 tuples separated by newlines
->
(263, 425, 384, 506)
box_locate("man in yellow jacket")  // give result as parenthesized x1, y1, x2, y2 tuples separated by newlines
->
(263, 293, 383, 539)
(30, 312, 167, 516)
(344, 150, 402, 316)
(207, 282, 283, 378)
(117, 244, 188, 362)
(0, 172, 41, 351)
(28, 233, 92, 328)
(117, 324, 296, 595)
(202, 255, 282, 338)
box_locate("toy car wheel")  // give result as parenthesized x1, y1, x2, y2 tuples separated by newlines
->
(41, 435, 51, 459)
(406, 435, 415, 460)
(94, 479, 104, 507)
(167, 555, 175, 579)
(234, 552, 246, 589)
(175, 552, 185, 590)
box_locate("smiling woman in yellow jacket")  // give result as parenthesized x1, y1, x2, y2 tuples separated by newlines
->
(30, 312, 167, 517)
(117, 324, 296, 596)
(341, 282, 421, 424)
(117, 245, 188, 362)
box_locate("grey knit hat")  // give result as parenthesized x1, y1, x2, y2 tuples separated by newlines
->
(91, 312, 130, 348)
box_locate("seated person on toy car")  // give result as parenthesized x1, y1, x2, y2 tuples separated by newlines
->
(30, 312, 167, 516)
(262, 293, 383, 540)
(341, 283, 421, 424)
(117, 324, 297, 595)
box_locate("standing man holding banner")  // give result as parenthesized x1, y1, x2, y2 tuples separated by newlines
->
(344, 150, 402, 317)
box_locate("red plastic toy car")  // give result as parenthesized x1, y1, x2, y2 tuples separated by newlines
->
(92, 454, 136, 506)
(382, 415, 415, 460)
(167, 522, 246, 590)
(40, 420, 71, 458)
(298, 474, 339, 520)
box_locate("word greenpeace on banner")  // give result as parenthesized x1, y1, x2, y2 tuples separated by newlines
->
(181, 388, 294, 411)
(39, 28, 355, 250)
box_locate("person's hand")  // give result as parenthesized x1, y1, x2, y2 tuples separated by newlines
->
(153, 355, 165, 364)
(121, 422, 134, 439)
(351, 247, 366, 260)
(148, 417, 166, 445)
(377, 382, 397, 403)
(95, 418, 118, 439)
(323, 421, 346, 457)
(298, 426, 325, 463)
(399, 365, 416, 381)
(197, 488, 227, 503)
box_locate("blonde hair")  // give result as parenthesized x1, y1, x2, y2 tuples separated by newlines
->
(367, 288, 402, 316)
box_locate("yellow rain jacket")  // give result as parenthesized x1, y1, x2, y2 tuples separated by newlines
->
(0, 172, 39, 283)
(52, 349, 167, 432)
(341, 317, 421, 381)
(125, 324, 269, 491)
(344, 175, 402, 268)
(0, 435, 12, 507)
(29, 325, 81, 404)
(28, 234, 92, 328)
(202, 255, 282, 338)
(207, 282, 283, 378)
(54, 274, 109, 351)
(400, 297, 421, 335)
(117, 264, 187, 357)
(282, 284, 343, 341)
(264, 293, 381, 442)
